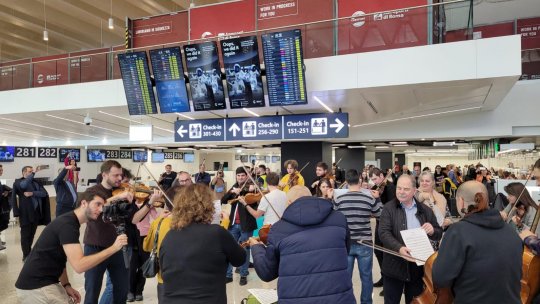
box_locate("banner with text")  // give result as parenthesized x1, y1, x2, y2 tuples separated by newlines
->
(32, 54, 69, 87)
(189, 0, 256, 40)
(337, 0, 427, 54)
(257, 0, 334, 59)
(174, 112, 348, 142)
(132, 12, 189, 48)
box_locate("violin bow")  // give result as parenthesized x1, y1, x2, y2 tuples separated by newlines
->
(141, 163, 174, 211)
(241, 163, 281, 220)
(358, 240, 426, 263)
(298, 161, 311, 174)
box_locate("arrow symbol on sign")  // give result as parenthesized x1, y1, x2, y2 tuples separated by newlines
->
(229, 123, 241, 137)
(176, 125, 188, 138)
(330, 118, 344, 133)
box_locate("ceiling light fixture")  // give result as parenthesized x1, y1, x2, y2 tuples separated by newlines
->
(389, 141, 407, 145)
(243, 108, 260, 117)
(375, 145, 389, 149)
(98, 111, 174, 133)
(348, 145, 367, 149)
(313, 96, 333, 113)
(43, 0, 48, 41)
(176, 112, 195, 120)
(108, 0, 114, 29)
(0, 117, 99, 139)
(433, 141, 456, 147)
(45, 114, 128, 135)
(352, 106, 482, 128)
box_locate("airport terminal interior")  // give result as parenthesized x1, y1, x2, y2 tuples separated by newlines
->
(0, 0, 540, 303)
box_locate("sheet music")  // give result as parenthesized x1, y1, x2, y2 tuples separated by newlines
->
(247, 288, 278, 304)
(400, 228, 434, 266)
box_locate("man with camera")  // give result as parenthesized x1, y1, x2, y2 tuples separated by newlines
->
(15, 189, 128, 304)
(12, 165, 51, 261)
(54, 164, 79, 217)
(84, 160, 134, 304)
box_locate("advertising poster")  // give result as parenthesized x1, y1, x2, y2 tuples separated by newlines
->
(183, 41, 226, 111)
(220, 36, 265, 109)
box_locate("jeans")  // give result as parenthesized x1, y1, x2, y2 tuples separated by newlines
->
(99, 246, 133, 304)
(226, 224, 252, 278)
(84, 245, 129, 304)
(347, 243, 373, 304)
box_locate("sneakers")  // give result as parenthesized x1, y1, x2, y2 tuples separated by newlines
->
(127, 293, 135, 302)
(225, 277, 233, 284)
(239, 276, 247, 286)
(135, 294, 143, 301)
(373, 278, 383, 287)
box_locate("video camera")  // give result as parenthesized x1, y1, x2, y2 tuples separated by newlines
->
(102, 200, 132, 268)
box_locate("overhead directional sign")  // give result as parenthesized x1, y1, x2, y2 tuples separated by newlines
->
(174, 118, 225, 142)
(283, 113, 349, 139)
(226, 116, 282, 141)
(174, 113, 349, 142)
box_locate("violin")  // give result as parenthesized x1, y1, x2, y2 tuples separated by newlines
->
(240, 224, 271, 248)
(228, 192, 262, 205)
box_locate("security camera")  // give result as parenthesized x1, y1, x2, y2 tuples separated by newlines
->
(84, 114, 92, 126)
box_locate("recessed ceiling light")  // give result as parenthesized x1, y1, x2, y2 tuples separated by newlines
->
(313, 96, 333, 113)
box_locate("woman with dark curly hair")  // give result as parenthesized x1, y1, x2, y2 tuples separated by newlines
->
(159, 184, 246, 304)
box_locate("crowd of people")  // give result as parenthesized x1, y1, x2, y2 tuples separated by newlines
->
(2, 157, 540, 304)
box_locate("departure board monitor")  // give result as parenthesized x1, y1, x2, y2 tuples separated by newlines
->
(262, 29, 307, 107)
(118, 51, 158, 115)
(220, 36, 265, 109)
(183, 42, 226, 111)
(149, 47, 190, 113)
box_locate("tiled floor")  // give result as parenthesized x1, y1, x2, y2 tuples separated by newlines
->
(0, 222, 396, 304)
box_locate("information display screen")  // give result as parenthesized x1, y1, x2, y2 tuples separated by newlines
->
(183, 42, 226, 111)
(149, 47, 190, 113)
(151, 152, 165, 163)
(0, 146, 15, 162)
(262, 29, 307, 106)
(133, 150, 148, 162)
(87, 149, 106, 162)
(59, 148, 81, 162)
(220, 36, 265, 109)
(118, 51, 158, 115)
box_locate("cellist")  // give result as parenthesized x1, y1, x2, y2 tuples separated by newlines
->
(432, 181, 522, 304)
(278, 159, 305, 193)
(220, 167, 258, 286)
(518, 158, 540, 304)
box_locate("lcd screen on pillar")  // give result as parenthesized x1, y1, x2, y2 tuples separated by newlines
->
(220, 35, 265, 109)
(262, 29, 307, 107)
(149, 46, 190, 113)
(118, 51, 158, 115)
(183, 42, 226, 111)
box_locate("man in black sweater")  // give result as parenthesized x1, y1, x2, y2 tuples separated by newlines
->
(433, 181, 522, 304)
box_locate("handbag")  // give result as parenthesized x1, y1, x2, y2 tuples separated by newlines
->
(141, 217, 165, 278)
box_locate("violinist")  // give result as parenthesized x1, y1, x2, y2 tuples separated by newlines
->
(279, 159, 305, 193)
(256, 165, 268, 190)
(241, 172, 287, 225)
(432, 181, 522, 304)
(378, 175, 442, 304)
(500, 182, 537, 234)
(220, 167, 258, 286)
(83, 160, 134, 304)
(310, 162, 334, 195)
(369, 167, 396, 291)
(157, 164, 176, 191)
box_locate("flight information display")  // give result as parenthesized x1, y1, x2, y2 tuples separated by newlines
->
(149, 47, 190, 113)
(183, 42, 226, 111)
(220, 36, 265, 109)
(262, 29, 307, 106)
(118, 51, 158, 115)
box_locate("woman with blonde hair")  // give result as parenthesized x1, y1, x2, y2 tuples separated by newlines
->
(159, 184, 246, 304)
(415, 171, 450, 227)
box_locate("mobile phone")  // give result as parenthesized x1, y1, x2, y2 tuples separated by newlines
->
(37, 165, 50, 170)
(75, 167, 81, 171)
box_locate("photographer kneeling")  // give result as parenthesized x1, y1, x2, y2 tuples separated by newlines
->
(83, 160, 135, 304)
(15, 189, 128, 304)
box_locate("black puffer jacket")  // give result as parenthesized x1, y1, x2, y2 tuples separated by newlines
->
(378, 199, 442, 281)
